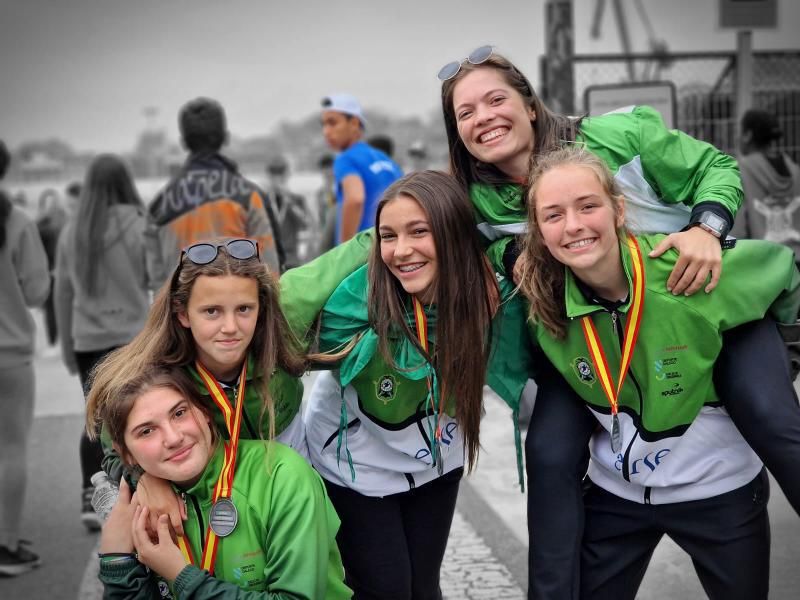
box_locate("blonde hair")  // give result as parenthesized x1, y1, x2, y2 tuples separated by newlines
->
(86, 242, 306, 439)
(518, 146, 626, 338)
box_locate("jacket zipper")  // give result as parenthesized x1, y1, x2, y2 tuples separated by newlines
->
(185, 492, 205, 550)
(229, 384, 256, 438)
(608, 308, 646, 489)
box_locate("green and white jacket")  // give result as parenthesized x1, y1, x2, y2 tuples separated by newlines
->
(299, 264, 529, 496)
(99, 441, 351, 599)
(470, 105, 743, 265)
(532, 234, 800, 504)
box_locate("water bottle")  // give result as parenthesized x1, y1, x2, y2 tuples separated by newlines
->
(90, 471, 119, 522)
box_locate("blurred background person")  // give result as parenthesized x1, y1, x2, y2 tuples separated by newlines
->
(35, 188, 68, 354)
(0, 138, 50, 575)
(315, 153, 337, 256)
(64, 181, 82, 217)
(264, 155, 309, 269)
(320, 93, 402, 244)
(145, 97, 280, 286)
(54, 154, 149, 532)
(367, 133, 396, 159)
(407, 139, 429, 172)
(731, 109, 800, 264)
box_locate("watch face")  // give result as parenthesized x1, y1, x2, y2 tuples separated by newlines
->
(705, 213, 725, 230)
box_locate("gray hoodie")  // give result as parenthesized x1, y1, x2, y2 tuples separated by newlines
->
(54, 204, 148, 362)
(0, 206, 50, 367)
(731, 151, 800, 260)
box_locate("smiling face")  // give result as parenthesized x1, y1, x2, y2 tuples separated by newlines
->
(378, 194, 438, 303)
(177, 274, 259, 381)
(123, 385, 213, 487)
(534, 164, 625, 288)
(451, 67, 536, 180)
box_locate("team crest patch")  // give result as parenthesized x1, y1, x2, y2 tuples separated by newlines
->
(572, 357, 596, 386)
(376, 374, 397, 404)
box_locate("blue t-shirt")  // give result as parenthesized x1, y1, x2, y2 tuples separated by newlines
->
(333, 140, 403, 244)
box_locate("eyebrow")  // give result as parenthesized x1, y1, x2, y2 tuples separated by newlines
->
(539, 193, 601, 212)
(455, 88, 507, 112)
(128, 398, 186, 433)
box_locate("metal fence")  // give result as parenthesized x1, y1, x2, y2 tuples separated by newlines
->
(573, 50, 800, 162)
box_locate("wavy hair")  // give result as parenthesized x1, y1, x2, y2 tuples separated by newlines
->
(519, 147, 626, 338)
(368, 170, 497, 472)
(86, 242, 306, 440)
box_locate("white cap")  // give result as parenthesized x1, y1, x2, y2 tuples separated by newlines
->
(321, 93, 366, 126)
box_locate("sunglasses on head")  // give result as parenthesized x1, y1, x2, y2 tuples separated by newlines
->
(437, 45, 494, 81)
(181, 239, 260, 265)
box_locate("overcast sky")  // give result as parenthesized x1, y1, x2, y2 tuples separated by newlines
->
(1, 0, 798, 153)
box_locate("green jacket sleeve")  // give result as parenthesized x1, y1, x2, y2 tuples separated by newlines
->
(279, 231, 372, 344)
(99, 559, 162, 599)
(639, 235, 800, 329)
(581, 105, 743, 220)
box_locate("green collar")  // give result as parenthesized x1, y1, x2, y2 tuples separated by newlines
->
(320, 265, 436, 389)
(563, 237, 636, 319)
(469, 183, 526, 225)
(187, 354, 258, 394)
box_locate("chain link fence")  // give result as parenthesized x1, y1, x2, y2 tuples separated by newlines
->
(573, 51, 800, 162)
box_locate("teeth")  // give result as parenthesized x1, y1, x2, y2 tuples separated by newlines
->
(399, 263, 424, 273)
(567, 238, 595, 249)
(480, 128, 508, 143)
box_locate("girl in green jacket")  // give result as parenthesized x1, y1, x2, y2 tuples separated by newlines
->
(93, 365, 351, 599)
(439, 45, 800, 599)
(91, 233, 372, 537)
(303, 171, 505, 599)
(517, 146, 800, 600)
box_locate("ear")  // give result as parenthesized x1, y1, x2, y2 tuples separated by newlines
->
(528, 107, 536, 122)
(177, 311, 191, 329)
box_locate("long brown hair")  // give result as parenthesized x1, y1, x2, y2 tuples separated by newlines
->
(86, 242, 306, 440)
(441, 51, 581, 189)
(94, 365, 219, 465)
(519, 147, 626, 338)
(368, 171, 497, 472)
(74, 154, 144, 296)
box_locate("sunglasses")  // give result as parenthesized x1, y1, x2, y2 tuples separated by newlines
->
(182, 239, 260, 265)
(437, 45, 494, 81)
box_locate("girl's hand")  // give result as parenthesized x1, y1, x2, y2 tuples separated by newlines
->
(135, 472, 187, 536)
(648, 226, 722, 295)
(132, 507, 188, 583)
(99, 479, 138, 554)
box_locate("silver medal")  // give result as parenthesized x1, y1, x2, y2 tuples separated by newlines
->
(610, 414, 622, 454)
(209, 498, 238, 537)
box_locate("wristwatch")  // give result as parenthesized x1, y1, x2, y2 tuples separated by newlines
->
(692, 211, 729, 239)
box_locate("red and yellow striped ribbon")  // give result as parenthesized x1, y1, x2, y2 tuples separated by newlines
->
(178, 360, 247, 574)
(580, 235, 645, 417)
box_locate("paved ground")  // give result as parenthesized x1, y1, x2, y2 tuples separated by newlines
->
(1, 316, 798, 599)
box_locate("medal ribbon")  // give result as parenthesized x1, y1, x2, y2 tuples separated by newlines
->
(580, 235, 645, 420)
(413, 297, 444, 473)
(177, 360, 247, 575)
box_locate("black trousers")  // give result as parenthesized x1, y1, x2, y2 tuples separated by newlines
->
(76, 347, 118, 489)
(525, 316, 800, 600)
(324, 467, 463, 600)
(581, 471, 771, 600)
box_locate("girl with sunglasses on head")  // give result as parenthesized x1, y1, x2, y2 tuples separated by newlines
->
(53, 153, 149, 532)
(518, 146, 800, 600)
(91, 235, 372, 536)
(439, 46, 800, 598)
(298, 170, 525, 600)
(89, 365, 351, 598)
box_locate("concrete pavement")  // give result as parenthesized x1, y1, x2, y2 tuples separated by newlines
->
(2, 315, 799, 599)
